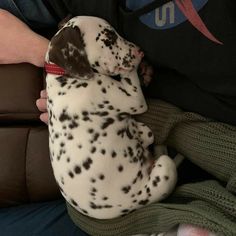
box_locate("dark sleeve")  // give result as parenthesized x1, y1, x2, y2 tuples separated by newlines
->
(45, 0, 120, 29)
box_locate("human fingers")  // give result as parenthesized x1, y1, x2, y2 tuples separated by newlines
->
(40, 113, 48, 125)
(36, 98, 47, 112)
(40, 89, 47, 98)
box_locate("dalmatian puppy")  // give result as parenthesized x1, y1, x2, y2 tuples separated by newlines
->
(45, 16, 177, 219)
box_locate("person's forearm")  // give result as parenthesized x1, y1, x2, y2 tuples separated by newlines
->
(27, 34, 49, 67)
(0, 9, 49, 67)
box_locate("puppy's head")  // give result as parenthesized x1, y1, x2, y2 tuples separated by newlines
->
(46, 16, 143, 78)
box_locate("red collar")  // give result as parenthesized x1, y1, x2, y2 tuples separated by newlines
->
(45, 63, 65, 76)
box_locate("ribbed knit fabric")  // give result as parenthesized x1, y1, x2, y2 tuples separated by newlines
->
(67, 99, 236, 236)
(135, 99, 236, 192)
(67, 181, 236, 236)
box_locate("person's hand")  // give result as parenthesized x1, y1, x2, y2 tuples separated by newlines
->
(139, 60, 154, 87)
(0, 9, 49, 67)
(36, 90, 48, 124)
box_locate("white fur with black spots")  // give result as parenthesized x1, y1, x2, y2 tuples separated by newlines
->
(45, 16, 177, 219)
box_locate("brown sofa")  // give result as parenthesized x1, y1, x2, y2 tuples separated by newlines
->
(0, 63, 60, 207)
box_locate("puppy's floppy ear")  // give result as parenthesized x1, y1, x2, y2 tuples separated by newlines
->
(48, 26, 94, 79)
(58, 14, 73, 29)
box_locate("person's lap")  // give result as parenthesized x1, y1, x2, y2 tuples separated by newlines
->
(0, 200, 89, 236)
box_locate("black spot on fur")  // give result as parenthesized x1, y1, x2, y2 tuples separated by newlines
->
(83, 158, 93, 170)
(69, 120, 78, 129)
(68, 171, 74, 178)
(83, 117, 91, 122)
(71, 199, 78, 206)
(74, 165, 81, 174)
(127, 146, 134, 157)
(118, 87, 131, 96)
(164, 176, 169, 181)
(101, 28, 118, 47)
(124, 77, 132, 85)
(122, 185, 131, 194)
(90, 202, 97, 209)
(92, 111, 109, 117)
(104, 205, 113, 208)
(92, 133, 100, 142)
(82, 209, 88, 214)
(132, 177, 137, 184)
(108, 105, 114, 110)
(90, 202, 113, 210)
(139, 199, 149, 205)
(67, 134, 74, 140)
(76, 82, 88, 88)
(130, 107, 137, 113)
(59, 111, 71, 122)
(91, 146, 96, 153)
(156, 176, 161, 182)
(56, 76, 68, 87)
(82, 111, 88, 116)
(101, 87, 107, 93)
(98, 104, 104, 108)
(152, 176, 160, 187)
(99, 174, 105, 180)
(88, 128, 94, 133)
(91, 187, 97, 193)
(121, 209, 129, 213)
(137, 171, 143, 179)
(101, 118, 114, 129)
(111, 151, 117, 158)
(118, 165, 123, 172)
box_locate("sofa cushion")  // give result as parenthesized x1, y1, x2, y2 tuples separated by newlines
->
(0, 63, 44, 122)
(0, 125, 60, 207)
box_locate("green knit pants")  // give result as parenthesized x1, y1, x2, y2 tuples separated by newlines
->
(67, 99, 236, 236)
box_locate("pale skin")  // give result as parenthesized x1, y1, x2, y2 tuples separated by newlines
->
(0, 9, 49, 67)
(0, 9, 153, 125)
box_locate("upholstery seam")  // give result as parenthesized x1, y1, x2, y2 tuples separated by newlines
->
(24, 127, 31, 202)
